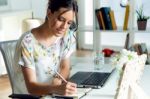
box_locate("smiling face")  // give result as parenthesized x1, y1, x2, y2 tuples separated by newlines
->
(47, 8, 74, 37)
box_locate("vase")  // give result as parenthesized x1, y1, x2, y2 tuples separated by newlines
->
(137, 20, 147, 30)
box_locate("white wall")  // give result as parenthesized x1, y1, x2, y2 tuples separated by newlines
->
(9, 0, 47, 19)
(10, 0, 31, 11)
(0, 10, 32, 75)
(31, 0, 47, 19)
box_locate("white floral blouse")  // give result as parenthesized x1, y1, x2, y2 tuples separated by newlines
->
(15, 30, 76, 94)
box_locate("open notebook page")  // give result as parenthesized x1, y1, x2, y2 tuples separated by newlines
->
(51, 88, 92, 99)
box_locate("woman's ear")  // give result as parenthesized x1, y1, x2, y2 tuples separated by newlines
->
(47, 9, 52, 19)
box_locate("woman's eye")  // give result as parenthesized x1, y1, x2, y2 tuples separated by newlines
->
(68, 22, 73, 25)
(57, 16, 73, 26)
(57, 17, 65, 22)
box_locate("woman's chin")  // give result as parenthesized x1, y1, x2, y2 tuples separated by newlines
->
(55, 33, 64, 37)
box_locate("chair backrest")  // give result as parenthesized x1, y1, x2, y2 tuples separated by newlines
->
(0, 40, 28, 95)
(115, 54, 149, 99)
(0, 40, 17, 93)
(0, 40, 41, 98)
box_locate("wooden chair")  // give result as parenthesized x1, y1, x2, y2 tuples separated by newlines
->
(115, 54, 150, 99)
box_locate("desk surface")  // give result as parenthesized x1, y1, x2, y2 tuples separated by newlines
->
(70, 57, 150, 99)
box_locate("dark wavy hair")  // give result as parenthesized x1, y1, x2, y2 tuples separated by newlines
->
(47, 0, 78, 31)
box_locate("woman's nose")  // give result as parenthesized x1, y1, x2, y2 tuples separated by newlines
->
(61, 22, 69, 29)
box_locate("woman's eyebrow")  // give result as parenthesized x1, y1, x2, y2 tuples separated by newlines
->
(58, 15, 74, 22)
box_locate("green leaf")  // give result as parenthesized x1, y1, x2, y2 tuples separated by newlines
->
(136, 4, 149, 21)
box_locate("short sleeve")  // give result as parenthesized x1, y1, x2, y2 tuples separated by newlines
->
(61, 30, 76, 59)
(18, 34, 35, 70)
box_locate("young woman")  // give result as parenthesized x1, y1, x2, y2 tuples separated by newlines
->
(14, 0, 78, 97)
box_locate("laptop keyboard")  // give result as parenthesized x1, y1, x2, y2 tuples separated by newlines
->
(70, 72, 93, 84)
(70, 72, 110, 86)
(82, 72, 110, 85)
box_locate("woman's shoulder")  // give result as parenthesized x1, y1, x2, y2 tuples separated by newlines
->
(19, 31, 35, 45)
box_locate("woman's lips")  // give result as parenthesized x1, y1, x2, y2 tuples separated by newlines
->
(57, 29, 65, 34)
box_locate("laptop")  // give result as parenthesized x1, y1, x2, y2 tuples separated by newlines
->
(69, 68, 115, 89)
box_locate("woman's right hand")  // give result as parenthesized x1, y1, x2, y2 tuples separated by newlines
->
(56, 82, 77, 96)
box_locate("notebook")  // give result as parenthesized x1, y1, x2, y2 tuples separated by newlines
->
(69, 69, 115, 89)
(52, 88, 92, 99)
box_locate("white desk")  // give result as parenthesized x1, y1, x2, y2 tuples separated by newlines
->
(140, 65, 150, 95)
(70, 57, 150, 99)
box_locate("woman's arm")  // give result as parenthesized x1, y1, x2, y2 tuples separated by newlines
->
(22, 66, 76, 96)
(22, 66, 54, 95)
(59, 58, 71, 80)
(51, 58, 71, 85)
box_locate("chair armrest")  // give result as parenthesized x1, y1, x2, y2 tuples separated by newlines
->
(9, 94, 41, 99)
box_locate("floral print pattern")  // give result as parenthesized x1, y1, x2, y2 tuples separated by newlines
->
(18, 30, 76, 83)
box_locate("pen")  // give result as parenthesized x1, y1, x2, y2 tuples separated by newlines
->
(54, 69, 68, 83)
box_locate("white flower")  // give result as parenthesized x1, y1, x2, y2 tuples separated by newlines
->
(111, 49, 139, 73)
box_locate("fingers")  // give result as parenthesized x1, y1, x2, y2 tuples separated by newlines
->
(67, 82, 77, 89)
(56, 81, 77, 96)
(65, 82, 77, 95)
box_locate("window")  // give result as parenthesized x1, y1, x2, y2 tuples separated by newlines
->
(77, 0, 93, 49)
(0, 0, 8, 6)
(84, 0, 93, 45)
(0, 0, 10, 11)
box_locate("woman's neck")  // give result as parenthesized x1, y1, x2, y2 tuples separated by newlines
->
(32, 23, 58, 47)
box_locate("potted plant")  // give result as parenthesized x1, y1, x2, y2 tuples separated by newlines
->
(136, 5, 150, 30)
